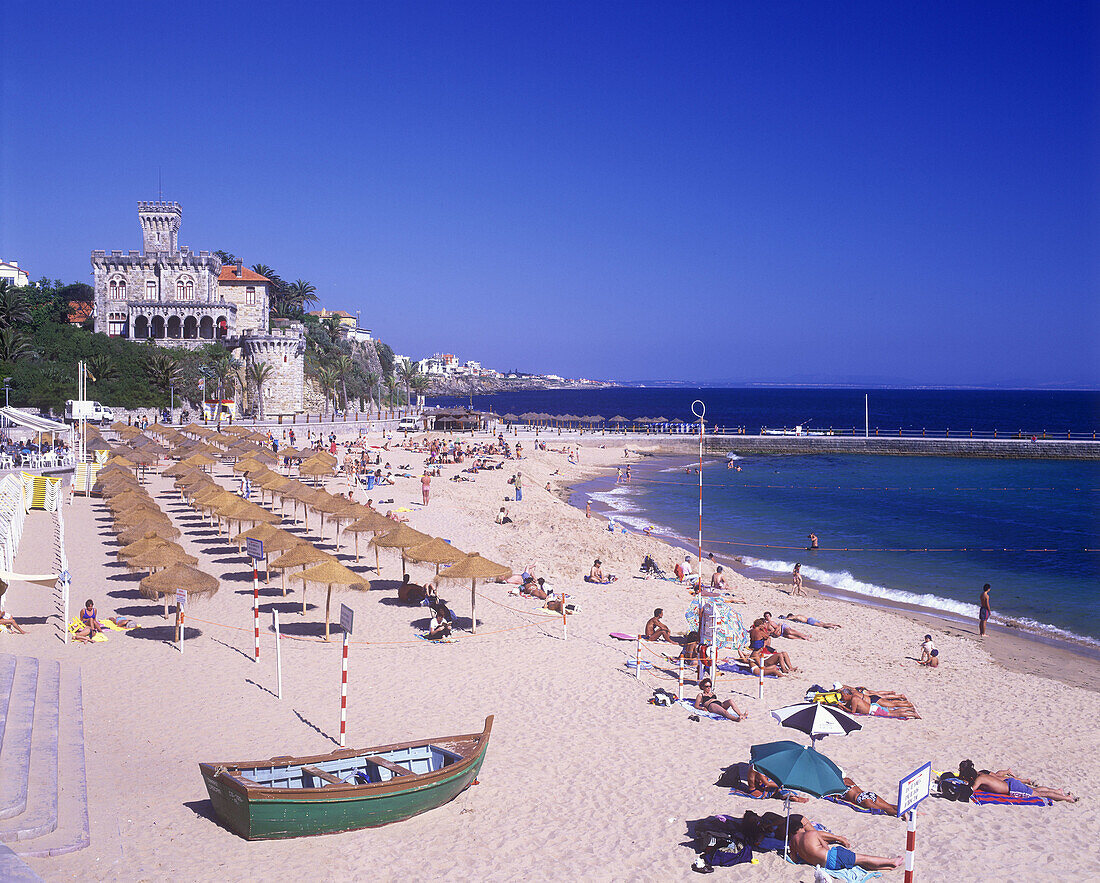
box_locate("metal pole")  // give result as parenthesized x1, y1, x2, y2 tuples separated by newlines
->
(691, 400, 705, 575)
(253, 564, 260, 661)
(339, 631, 349, 747)
(904, 809, 917, 882)
(635, 637, 641, 678)
(865, 394, 869, 438)
(677, 658, 684, 701)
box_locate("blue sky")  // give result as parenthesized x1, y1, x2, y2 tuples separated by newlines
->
(2, 2, 1096, 386)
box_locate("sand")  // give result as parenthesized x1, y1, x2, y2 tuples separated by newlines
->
(4, 428, 1098, 881)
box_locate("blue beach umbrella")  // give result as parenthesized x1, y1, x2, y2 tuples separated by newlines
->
(750, 740, 847, 860)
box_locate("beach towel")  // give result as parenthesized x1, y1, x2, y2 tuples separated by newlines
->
(718, 660, 780, 679)
(824, 794, 889, 815)
(415, 634, 458, 644)
(679, 698, 739, 721)
(727, 786, 795, 801)
(970, 792, 1050, 807)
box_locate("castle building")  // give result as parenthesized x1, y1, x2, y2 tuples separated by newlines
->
(90, 202, 305, 416)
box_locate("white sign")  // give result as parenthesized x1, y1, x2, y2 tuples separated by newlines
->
(176, 588, 187, 610)
(339, 603, 354, 635)
(897, 762, 932, 817)
(245, 537, 265, 560)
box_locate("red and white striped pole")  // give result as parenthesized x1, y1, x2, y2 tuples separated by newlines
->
(252, 564, 260, 661)
(338, 631, 350, 747)
(903, 810, 917, 882)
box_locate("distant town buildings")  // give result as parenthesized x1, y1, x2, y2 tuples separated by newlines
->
(307, 308, 372, 343)
(0, 259, 30, 288)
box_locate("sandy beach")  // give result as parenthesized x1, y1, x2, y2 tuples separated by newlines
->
(5, 427, 1099, 881)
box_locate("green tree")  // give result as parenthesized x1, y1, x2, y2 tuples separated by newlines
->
(0, 328, 34, 363)
(398, 360, 420, 408)
(334, 353, 353, 411)
(316, 366, 338, 416)
(287, 279, 319, 312)
(214, 250, 240, 265)
(364, 370, 378, 416)
(0, 286, 32, 329)
(204, 350, 241, 430)
(247, 361, 274, 420)
(145, 350, 182, 397)
(87, 352, 116, 385)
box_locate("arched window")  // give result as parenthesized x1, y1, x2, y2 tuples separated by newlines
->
(145, 280, 157, 300)
(177, 280, 185, 300)
(108, 277, 127, 300)
(186, 279, 194, 299)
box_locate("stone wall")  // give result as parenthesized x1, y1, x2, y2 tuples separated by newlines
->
(242, 324, 305, 417)
(701, 435, 1100, 460)
(219, 282, 270, 334)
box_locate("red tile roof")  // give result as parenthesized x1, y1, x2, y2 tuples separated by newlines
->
(218, 265, 271, 284)
(68, 301, 94, 324)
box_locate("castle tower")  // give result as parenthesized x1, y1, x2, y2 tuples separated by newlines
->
(242, 322, 306, 417)
(138, 201, 182, 254)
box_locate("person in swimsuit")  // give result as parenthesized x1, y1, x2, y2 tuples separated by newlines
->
(792, 562, 806, 596)
(787, 816, 902, 872)
(979, 583, 991, 636)
(840, 777, 898, 815)
(74, 598, 104, 642)
(426, 602, 452, 640)
(710, 566, 728, 590)
(693, 678, 747, 722)
(735, 646, 786, 678)
(807, 534, 819, 551)
(743, 764, 809, 801)
(838, 686, 920, 719)
(918, 649, 940, 667)
(958, 760, 1077, 802)
(0, 605, 26, 634)
(587, 560, 616, 583)
(749, 618, 798, 672)
(782, 612, 841, 629)
(644, 609, 673, 642)
(763, 611, 811, 640)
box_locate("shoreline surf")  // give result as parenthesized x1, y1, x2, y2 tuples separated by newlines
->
(568, 452, 1100, 687)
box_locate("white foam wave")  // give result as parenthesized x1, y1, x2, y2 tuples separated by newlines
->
(589, 488, 641, 514)
(741, 556, 1100, 650)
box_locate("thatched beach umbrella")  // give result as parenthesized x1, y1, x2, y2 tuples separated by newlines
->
(269, 544, 335, 612)
(235, 522, 295, 583)
(140, 562, 219, 628)
(436, 552, 511, 634)
(123, 542, 198, 578)
(116, 531, 177, 561)
(113, 506, 172, 531)
(291, 559, 369, 640)
(405, 537, 466, 579)
(298, 458, 332, 487)
(342, 510, 392, 566)
(370, 523, 431, 576)
(115, 518, 179, 546)
(180, 452, 216, 472)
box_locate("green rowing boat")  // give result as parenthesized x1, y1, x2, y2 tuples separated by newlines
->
(198, 715, 493, 839)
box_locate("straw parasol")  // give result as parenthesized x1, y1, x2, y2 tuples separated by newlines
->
(235, 522, 295, 584)
(310, 451, 338, 466)
(290, 559, 369, 640)
(116, 531, 177, 561)
(436, 552, 511, 634)
(116, 518, 180, 546)
(298, 458, 332, 486)
(341, 510, 392, 565)
(405, 537, 466, 578)
(232, 457, 267, 474)
(162, 461, 200, 478)
(180, 452, 216, 471)
(370, 523, 431, 576)
(113, 506, 171, 529)
(140, 562, 219, 627)
(123, 542, 198, 576)
(269, 544, 335, 611)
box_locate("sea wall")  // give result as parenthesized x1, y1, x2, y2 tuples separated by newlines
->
(694, 434, 1100, 459)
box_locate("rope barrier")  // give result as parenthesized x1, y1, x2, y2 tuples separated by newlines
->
(615, 475, 1100, 493)
(184, 615, 544, 645)
(706, 539, 1100, 553)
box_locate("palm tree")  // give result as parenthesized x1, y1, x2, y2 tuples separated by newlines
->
(285, 279, 318, 314)
(316, 366, 339, 416)
(334, 354, 354, 411)
(0, 328, 33, 363)
(246, 362, 274, 421)
(398, 361, 420, 409)
(410, 373, 430, 405)
(145, 350, 182, 397)
(384, 375, 400, 409)
(0, 286, 31, 329)
(205, 351, 241, 430)
(364, 370, 378, 417)
(87, 353, 116, 385)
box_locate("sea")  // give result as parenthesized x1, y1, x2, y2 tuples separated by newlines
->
(428, 388, 1100, 649)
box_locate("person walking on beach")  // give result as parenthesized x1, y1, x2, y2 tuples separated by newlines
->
(514, 471, 523, 502)
(979, 583, 991, 636)
(792, 563, 805, 595)
(421, 471, 431, 506)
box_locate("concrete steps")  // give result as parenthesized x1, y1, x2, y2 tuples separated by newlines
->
(0, 654, 90, 859)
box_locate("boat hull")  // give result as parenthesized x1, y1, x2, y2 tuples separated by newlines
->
(199, 717, 491, 840)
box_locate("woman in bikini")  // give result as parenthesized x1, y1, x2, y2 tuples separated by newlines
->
(838, 687, 920, 719)
(840, 778, 898, 814)
(693, 678, 748, 722)
(749, 619, 798, 672)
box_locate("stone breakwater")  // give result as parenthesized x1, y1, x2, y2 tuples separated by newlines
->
(693, 435, 1100, 459)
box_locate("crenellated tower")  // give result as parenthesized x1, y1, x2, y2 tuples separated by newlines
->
(241, 321, 307, 416)
(138, 201, 182, 254)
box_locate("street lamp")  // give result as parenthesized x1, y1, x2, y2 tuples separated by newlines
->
(1, 378, 10, 409)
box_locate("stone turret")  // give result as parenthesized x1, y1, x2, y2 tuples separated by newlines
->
(242, 322, 306, 416)
(138, 201, 182, 254)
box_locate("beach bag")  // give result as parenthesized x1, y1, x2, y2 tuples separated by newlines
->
(650, 688, 676, 707)
(938, 775, 972, 802)
(810, 691, 842, 705)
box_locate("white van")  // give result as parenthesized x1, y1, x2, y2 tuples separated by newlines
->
(398, 417, 419, 433)
(64, 400, 113, 424)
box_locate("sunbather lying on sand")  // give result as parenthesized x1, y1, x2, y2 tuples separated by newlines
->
(838, 686, 920, 719)
(763, 611, 811, 640)
(0, 607, 26, 634)
(787, 816, 902, 872)
(780, 612, 841, 629)
(958, 760, 1078, 802)
(838, 777, 898, 814)
(743, 764, 808, 802)
(734, 647, 787, 678)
